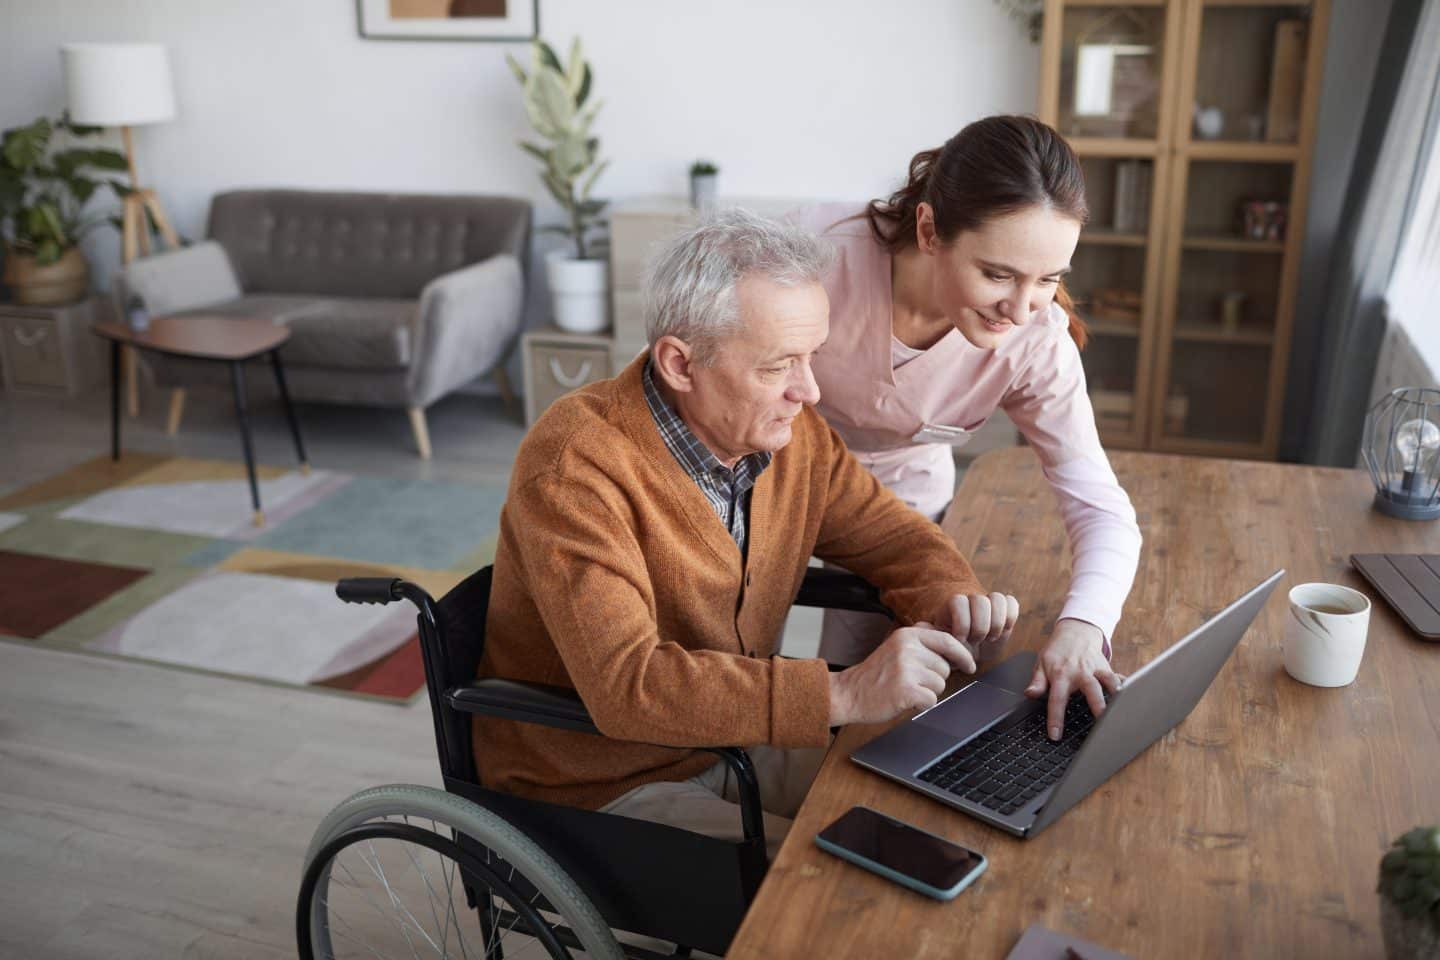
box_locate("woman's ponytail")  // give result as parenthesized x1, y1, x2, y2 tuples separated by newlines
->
(864, 147, 939, 251)
(1053, 283, 1088, 351)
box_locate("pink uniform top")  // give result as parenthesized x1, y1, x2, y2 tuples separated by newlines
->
(797, 204, 1143, 641)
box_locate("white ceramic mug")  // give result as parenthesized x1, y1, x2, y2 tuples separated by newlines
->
(1284, 583, 1372, 687)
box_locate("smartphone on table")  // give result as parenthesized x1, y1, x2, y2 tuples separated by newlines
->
(814, 805, 987, 901)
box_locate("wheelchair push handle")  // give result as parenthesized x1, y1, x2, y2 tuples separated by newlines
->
(336, 578, 403, 605)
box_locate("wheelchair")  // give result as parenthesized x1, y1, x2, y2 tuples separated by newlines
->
(296, 563, 890, 959)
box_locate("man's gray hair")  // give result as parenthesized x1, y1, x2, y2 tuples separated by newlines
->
(643, 208, 834, 365)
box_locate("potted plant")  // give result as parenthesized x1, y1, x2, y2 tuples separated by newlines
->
(1378, 824, 1440, 958)
(689, 160, 718, 211)
(0, 113, 127, 305)
(993, 0, 1044, 43)
(507, 38, 611, 334)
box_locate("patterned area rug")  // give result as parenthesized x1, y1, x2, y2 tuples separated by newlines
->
(0, 453, 506, 702)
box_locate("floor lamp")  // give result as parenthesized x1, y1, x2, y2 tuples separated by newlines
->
(62, 42, 181, 420)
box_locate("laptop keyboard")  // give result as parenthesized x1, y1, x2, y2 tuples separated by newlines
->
(916, 697, 1099, 816)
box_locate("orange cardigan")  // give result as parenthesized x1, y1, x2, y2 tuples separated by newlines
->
(475, 354, 985, 810)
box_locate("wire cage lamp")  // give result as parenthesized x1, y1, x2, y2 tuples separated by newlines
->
(1363, 387, 1440, 520)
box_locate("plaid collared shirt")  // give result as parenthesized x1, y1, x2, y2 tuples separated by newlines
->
(643, 360, 772, 556)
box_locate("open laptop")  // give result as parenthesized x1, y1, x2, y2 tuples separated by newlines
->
(852, 570, 1285, 838)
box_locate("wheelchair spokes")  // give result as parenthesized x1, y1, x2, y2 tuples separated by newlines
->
(299, 786, 623, 960)
(327, 826, 473, 958)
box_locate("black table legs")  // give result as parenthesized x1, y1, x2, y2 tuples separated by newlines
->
(109, 340, 121, 461)
(270, 350, 309, 473)
(104, 340, 307, 527)
(229, 360, 263, 526)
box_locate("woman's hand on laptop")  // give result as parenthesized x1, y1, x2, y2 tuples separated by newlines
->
(827, 624, 977, 726)
(1025, 618, 1123, 741)
(943, 591, 1020, 665)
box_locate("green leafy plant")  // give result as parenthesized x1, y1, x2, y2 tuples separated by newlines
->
(0, 113, 128, 265)
(1379, 825, 1440, 929)
(506, 38, 608, 260)
(689, 160, 718, 176)
(993, 0, 1043, 44)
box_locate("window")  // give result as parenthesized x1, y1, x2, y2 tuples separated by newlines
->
(1385, 129, 1440, 377)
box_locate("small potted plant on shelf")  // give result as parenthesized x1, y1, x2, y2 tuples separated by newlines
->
(507, 37, 611, 334)
(1378, 824, 1440, 958)
(689, 160, 718, 211)
(0, 113, 127, 305)
(993, 0, 1043, 43)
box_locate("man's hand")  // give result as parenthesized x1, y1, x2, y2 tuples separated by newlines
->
(828, 624, 977, 727)
(1024, 618, 1123, 740)
(942, 591, 1020, 665)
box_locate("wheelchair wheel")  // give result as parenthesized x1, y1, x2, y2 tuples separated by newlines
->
(298, 784, 623, 959)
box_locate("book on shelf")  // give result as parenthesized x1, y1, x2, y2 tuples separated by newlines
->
(1266, 20, 1306, 142)
(1112, 159, 1151, 234)
(1091, 287, 1143, 325)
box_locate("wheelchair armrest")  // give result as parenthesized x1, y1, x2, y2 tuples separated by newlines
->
(446, 678, 601, 736)
(795, 567, 893, 617)
(447, 679, 769, 847)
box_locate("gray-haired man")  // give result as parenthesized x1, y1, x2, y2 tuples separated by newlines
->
(476, 210, 1018, 856)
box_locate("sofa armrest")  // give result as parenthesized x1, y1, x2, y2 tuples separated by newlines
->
(409, 253, 525, 408)
(113, 241, 243, 316)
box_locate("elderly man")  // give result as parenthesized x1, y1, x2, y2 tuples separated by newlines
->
(476, 210, 1018, 855)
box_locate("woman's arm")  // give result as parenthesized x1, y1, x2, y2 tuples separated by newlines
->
(1041, 454, 1143, 644)
(1002, 324, 1143, 643)
(1002, 326, 1142, 738)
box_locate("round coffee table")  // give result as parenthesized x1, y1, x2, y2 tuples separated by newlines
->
(93, 314, 309, 526)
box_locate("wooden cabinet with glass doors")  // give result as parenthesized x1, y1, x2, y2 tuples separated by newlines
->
(1040, 0, 1330, 458)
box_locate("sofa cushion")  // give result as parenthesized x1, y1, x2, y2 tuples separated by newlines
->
(173, 295, 415, 370)
(121, 241, 242, 315)
(279, 297, 416, 370)
(176, 294, 328, 325)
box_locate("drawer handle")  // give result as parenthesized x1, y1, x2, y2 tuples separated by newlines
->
(13, 324, 50, 348)
(549, 357, 593, 389)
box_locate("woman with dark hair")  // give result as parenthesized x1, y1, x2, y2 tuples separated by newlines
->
(797, 115, 1142, 741)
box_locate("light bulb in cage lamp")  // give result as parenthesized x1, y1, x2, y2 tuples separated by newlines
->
(1363, 387, 1440, 520)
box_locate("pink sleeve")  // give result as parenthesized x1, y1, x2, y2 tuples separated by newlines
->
(1043, 456, 1142, 645)
(1003, 322, 1143, 646)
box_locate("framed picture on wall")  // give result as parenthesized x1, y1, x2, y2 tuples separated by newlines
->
(357, 0, 539, 41)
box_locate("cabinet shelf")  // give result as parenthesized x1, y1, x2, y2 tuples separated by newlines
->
(1086, 321, 1145, 338)
(1184, 141, 1300, 162)
(1173, 324, 1274, 345)
(1080, 230, 1148, 247)
(1067, 138, 1165, 158)
(1201, 0, 1306, 7)
(1182, 234, 1286, 253)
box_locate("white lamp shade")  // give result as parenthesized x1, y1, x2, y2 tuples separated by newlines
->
(61, 43, 176, 126)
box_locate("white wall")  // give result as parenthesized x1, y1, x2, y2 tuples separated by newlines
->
(0, 0, 1038, 386)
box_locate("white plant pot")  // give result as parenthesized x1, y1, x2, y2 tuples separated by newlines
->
(547, 253, 610, 334)
(690, 174, 718, 211)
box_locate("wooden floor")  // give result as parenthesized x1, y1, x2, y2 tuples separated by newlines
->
(0, 383, 519, 958)
(0, 641, 441, 959)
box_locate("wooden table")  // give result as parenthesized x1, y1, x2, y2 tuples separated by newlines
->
(729, 448, 1440, 959)
(94, 315, 309, 526)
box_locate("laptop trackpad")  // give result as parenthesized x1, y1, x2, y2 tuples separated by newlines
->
(914, 680, 1029, 739)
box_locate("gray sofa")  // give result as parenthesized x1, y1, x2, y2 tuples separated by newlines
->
(117, 189, 531, 458)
